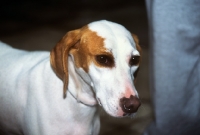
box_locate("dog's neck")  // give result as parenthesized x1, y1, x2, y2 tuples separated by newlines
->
(67, 89, 95, 107)
(42, 59, 99, 135)
(67, 56, 98, 106)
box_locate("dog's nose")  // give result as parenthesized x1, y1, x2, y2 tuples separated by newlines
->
(120, 95, 141, 114)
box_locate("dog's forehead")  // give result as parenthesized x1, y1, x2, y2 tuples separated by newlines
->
(88, 20, 138, 56)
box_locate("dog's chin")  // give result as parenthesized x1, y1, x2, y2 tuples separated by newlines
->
(122, 113, 136, 118)
(106, 111, 136, 118)
(100, 106, 125, 118)
(101, 105, 137, 118)
(97, 98, 136, 118)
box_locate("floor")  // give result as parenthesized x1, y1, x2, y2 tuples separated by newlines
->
(0, 1, 153, 135)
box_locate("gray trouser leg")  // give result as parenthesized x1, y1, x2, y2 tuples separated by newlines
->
(144, 0, 200, 135)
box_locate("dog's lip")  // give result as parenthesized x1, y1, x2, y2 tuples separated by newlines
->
(97, 98, 102, 106)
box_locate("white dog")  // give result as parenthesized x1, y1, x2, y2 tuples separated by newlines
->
(0, 20, 141, 135)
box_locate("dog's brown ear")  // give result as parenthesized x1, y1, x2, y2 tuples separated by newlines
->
(132, 34, 141, 54)
(50, 29, 80, 98)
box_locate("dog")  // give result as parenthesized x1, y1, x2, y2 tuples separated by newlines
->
(0, 20, 141, 135)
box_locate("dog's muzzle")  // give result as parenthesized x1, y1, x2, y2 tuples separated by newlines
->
(120, 95, 141, 116)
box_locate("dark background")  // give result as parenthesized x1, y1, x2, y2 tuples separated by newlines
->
(0, 0, 148, 43)
(0, 0, 152, 135)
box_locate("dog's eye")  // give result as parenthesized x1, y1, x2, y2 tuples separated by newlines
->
(129, 56, 140, 66)
(95, 55, 114, 67)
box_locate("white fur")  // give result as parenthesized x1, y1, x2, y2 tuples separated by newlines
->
(0, 20, 140, 135)
(0, 42, 99, 135)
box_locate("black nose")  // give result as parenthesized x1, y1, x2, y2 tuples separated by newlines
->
(120, 95, 141, 115)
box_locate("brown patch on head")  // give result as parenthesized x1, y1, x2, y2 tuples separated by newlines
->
(50, 25, 107, 97)
(69, 26, 109, 72)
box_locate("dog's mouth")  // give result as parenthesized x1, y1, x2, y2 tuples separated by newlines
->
(96, 95, 141, 117)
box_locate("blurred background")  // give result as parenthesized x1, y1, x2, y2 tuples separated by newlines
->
(0, 0, 152, 135)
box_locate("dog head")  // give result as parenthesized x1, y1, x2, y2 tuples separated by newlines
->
(50, 20, 141, 117)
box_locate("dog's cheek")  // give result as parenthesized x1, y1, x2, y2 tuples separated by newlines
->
(88, 64, 110, 94)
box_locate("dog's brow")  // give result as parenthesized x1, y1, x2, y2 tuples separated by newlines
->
(98, 51, 113, 57)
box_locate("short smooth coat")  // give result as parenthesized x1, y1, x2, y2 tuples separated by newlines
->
(0, 20, 141, 135)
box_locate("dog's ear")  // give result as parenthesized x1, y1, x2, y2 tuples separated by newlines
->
(50, 29, 80, 98)
(132, 34, 141, 54)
